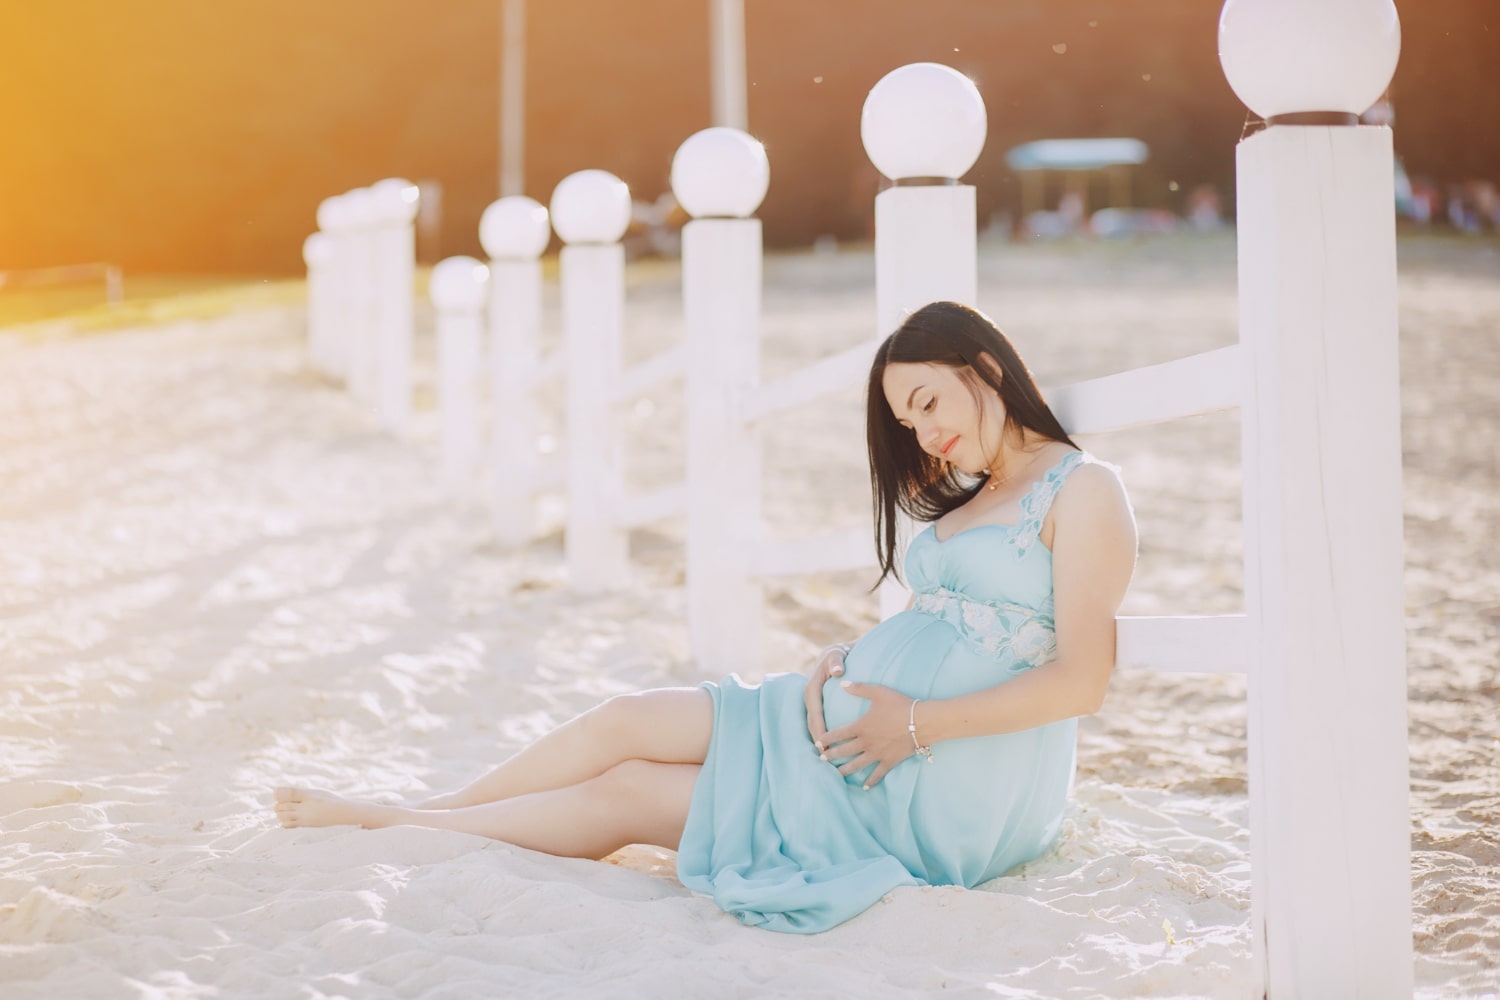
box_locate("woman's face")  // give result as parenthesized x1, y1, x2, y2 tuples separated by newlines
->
(881, 361, 1003, 476)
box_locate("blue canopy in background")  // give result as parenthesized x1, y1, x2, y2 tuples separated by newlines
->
(1005, 138, 1149, 172)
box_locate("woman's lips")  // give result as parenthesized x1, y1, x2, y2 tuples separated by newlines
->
(940, 436, 958, 456)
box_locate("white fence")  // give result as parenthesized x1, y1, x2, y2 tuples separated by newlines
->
(312, 0, 1412, 991)
(306, 179, 420, 434)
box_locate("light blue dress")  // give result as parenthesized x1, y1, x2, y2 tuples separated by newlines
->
(677, 450, 1103, 933)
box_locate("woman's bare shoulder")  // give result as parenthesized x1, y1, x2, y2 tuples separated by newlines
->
(1054, 458, 1135, 529)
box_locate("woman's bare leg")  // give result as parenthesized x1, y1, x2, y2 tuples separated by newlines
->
(414, 687, 712, 810)
(275, 759, 700, 858)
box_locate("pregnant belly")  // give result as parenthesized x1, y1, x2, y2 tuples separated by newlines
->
(820, 610, 1036, 734)
(819, 612, 950, 733)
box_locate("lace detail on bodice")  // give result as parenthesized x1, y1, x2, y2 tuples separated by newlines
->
(912, 587, 1057, 663)
(1007, 450, 1087, 557)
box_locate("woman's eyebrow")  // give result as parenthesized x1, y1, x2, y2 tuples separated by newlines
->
(904, 385, 927, 412)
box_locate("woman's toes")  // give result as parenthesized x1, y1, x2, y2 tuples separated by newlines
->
(272, 790, 309, 828)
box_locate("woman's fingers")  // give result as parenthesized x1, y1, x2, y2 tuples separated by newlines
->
(804, 652, 836, 748)
(862, 761, 896, 789)
(805, 686, 829, 748)
(822, 720, 858, 747)
(821, 738, 858, 764)
(822, 722, 858, 746)
(837, 752, 876, 777)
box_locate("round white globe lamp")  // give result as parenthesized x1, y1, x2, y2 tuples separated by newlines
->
(549, 170, 631, 245)
(302, 232, 332, 267)
(861, 63, 987, 181)
(343, 187, 379, 229)
(479, 196, 551, 260)
(315, 194, 347, 232)
(1219, 0, 1400, 120)
(670, 127, 770, 219)
(371, 177, 421, 224)
(429, 256, 490, 311)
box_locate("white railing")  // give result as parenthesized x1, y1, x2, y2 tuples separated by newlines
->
(428, 18, 1411, 991)
(479, 194, 551, 546)
(306, 180, 420, 434)
(428, 256, 489, 489)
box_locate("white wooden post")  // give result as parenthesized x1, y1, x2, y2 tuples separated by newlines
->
(672, 127, 769, 672)
(371, 178, 420, 435)
(430, 256, 491, 492)
(302, 231, 333, 375)
(479, 195, 551, 546)
(344, 187, 382, 414)
(1220, 2, 1411, 996)
(550, 170, 632, 592)
(861, 63, 986, 618)
(314, 194, 353, 383)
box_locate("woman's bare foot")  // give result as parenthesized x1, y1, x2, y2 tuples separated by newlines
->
(274, 787, 400, 829)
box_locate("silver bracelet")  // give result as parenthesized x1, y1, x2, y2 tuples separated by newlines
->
(908, 698, 934, 763)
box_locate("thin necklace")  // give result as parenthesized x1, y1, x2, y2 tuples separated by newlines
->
(983, 443, 1036, 493)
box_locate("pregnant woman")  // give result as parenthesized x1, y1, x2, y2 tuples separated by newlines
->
(273, 300, 1138, 934)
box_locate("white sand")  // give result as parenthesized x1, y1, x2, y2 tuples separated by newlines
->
(1, 235, 1496, 998)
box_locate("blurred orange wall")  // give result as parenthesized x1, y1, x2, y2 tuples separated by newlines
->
(1, 1, 1493, 274)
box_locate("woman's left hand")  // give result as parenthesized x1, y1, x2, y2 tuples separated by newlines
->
(819, 682, 916, 789)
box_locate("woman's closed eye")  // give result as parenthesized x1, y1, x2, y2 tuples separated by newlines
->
(896, 398, 934, 430)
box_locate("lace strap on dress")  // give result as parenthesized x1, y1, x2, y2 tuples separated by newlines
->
(1009, 450, 1093, 555)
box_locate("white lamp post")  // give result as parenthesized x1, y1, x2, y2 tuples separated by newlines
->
(301, 231, 334, 377)
(370, 178, 420, 435)
(551, 169, 632, 593)
(1220, 2, 1411, 996)
(479, 195, 551, 546)
(672, 127, 769, 672)
(343, 186, 382, 414)
(862, 62, 986, 619)
(314, 193, 353, 383)
(1220, 0, 1401, 121)
(430, 255, 490, 491)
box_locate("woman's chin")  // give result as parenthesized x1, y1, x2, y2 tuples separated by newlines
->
(944, 456, 982, 477)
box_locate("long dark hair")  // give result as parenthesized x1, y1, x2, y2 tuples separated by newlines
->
(866, 301, 1076, 586)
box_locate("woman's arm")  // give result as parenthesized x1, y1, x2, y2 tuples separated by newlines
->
(921, 462, 1136, 741)
(822, 464, 1135, 785)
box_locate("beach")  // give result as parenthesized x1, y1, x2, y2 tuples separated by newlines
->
(1, 234, 1496, 998)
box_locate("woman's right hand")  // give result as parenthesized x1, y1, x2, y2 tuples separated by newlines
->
(804, 645, 849, 751)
